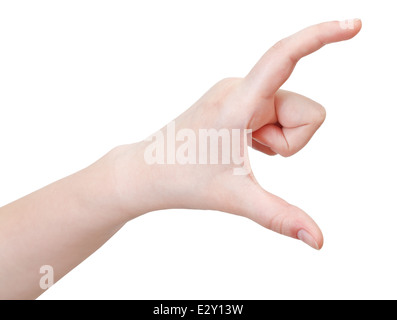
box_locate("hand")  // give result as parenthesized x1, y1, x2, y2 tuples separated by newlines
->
(115, 20, 362, 250)
(0, 19, 362, 300)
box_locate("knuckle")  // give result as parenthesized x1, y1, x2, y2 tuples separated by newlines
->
(269, 204, 293, 235)
(206, 77, 242, 109)
(270, 37, 297, 64)
(279, 146, 295, 158)
(316, 104, 327, 123)
(271, 38, 287, 51)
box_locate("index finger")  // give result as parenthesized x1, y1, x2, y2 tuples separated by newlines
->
(245, 19, 362, 98)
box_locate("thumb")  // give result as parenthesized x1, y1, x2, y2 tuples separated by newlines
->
(231, 181, 323, 250)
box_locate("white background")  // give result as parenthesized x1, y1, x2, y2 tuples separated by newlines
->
(0, 1, 396, 299)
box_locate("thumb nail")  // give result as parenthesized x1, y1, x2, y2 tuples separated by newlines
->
(297, 229, 319, 250)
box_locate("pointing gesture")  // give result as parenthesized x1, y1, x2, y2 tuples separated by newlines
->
(246, 20, 362, 156)
(247, 20, 361, 97)
(132, 20, 362, 249)
(0, 19, 362, 299)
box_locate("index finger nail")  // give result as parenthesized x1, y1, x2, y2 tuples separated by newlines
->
(339, 18, 361, 30)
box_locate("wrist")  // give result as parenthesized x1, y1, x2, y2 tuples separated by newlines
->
(110, 138, 205, 219)
(71, 147, 131, 226)
(107, 142, 167, 220)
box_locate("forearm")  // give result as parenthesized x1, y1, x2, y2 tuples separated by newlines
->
(0, 146, 138, 299)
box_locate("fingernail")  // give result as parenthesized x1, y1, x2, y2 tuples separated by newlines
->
(339, 18, 361, 30)
(297, 229, 319, 250)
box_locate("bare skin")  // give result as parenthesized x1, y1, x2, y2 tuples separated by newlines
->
(0, 20, 362, 299)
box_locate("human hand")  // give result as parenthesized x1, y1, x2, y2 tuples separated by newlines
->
(0, 18, 363, 300)
(114, 20, 362, 250)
